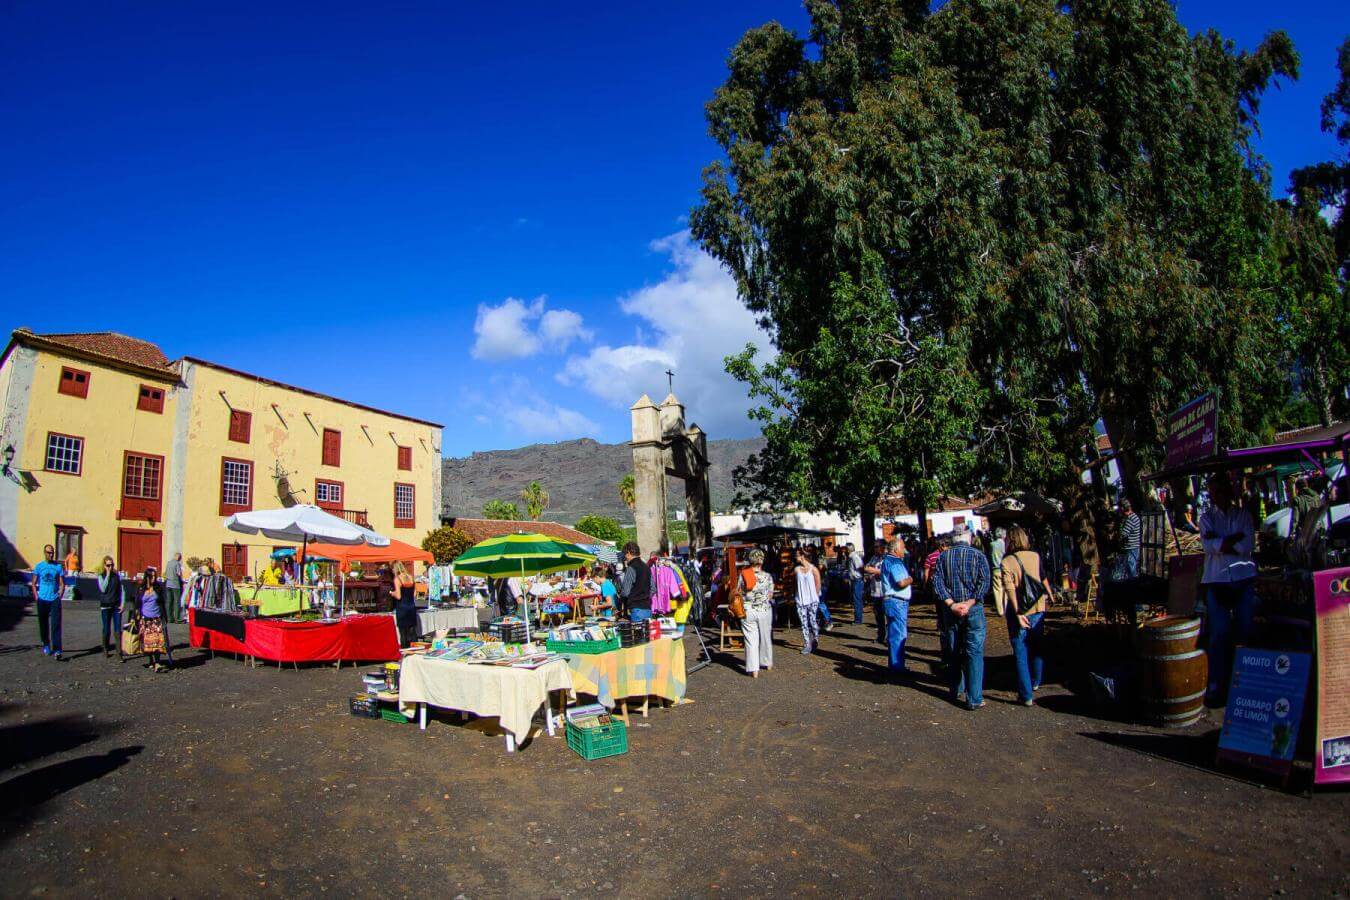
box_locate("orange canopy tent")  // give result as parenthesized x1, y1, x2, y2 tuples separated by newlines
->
(305, 539, 433, 573)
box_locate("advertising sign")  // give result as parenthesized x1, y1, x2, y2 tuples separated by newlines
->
(1165, 392, 1219, 468)
(1217, 648, 1310, 779)
(1313, 567, 1350, 786)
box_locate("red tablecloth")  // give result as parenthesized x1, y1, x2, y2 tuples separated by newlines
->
(189, 609, 399, 663)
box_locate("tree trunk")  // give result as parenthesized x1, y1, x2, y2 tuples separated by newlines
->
(916, 498, 930, 544)
(859, 491, 879, 553)
(1100, 410, 1144, 508)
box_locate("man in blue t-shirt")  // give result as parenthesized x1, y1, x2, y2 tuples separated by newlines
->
(880, 536, 914, 676)
(32, 544, 66, 659)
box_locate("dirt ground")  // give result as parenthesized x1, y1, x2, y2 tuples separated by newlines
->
(1, 597, 1345, 899)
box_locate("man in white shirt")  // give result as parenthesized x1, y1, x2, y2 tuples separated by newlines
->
(846, 543, 865, 624)
(1199, 472, 1257, 705)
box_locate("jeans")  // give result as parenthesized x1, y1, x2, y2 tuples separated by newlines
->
(945, 603, 986, 706)
(851, 579, 865, 624)
(1122, 548, 1140, 579)
(740, 605, 774, 673)
(1007, 610, 1045, 702)
(817, 599, 831, 627)
(630, 607, 652, 622)
(37, 599, 63, 654)
(883, 598, 909, 672)
(1205, 578, 1257, 702)
(797, 601, 820, 653)
(164, 587, 182, 624)
(100, 607, 123, 652)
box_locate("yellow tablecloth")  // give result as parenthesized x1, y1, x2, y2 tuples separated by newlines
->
(245, 586, 306, 617)
(560, 636, 687, 708)
(398, 654, 573, 740)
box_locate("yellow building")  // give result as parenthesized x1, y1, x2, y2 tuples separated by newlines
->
(0, 329, 443, 579)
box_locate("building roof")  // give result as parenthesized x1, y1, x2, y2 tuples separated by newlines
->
(5, 327, 442, 429)
(876, 493, 995, 517)
(447, 517, 596, 547)
(179, 356, 443, 429)
(8, 328, 179, 381)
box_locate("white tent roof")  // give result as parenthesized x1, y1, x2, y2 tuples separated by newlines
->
(224, 504, 390, 546)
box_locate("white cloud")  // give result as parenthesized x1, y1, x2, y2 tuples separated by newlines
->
(502, 401, 601, 440)
(539, 308, 592, 347)
(471, 375, 601, 441)
(471, 296, 591, 360)
(563, 231, 772, 439)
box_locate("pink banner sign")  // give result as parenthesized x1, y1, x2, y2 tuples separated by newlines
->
(1165, 392, 1218, 468)
(1313, 567, 1350, 786)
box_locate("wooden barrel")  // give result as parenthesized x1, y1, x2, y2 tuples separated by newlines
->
(1136, 647, 1208, 728)
(1137, 616, 1202, 657)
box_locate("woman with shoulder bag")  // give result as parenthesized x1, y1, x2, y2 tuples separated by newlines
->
(998, 527, 1047, 706)
(96, 556, 126, 661)
(739, 549, 775, 677)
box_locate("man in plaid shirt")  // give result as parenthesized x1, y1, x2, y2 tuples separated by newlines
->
(933, 525, 991, 710)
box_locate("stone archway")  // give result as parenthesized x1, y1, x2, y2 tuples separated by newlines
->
(629, 393, 713, 555)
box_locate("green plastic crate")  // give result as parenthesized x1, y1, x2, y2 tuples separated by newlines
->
(380, 708, 412, 724)
(546, 634, 620, 655)
(565, 717, 628, 760)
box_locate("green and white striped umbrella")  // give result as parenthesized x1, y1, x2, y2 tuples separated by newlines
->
(454, 532, 596, 642)
(452, 532, 596, 578)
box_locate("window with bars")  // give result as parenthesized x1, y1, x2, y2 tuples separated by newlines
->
(122, 452, 163, 520)
(137, 384, 165, 413)
(123, 454, 161, 499)
(220, 458, 252, 514)
(45, 433, 83, 475)
(315, 479, 343, 509)
(394, 482, 415, 528)
(397, 445, 412, 471)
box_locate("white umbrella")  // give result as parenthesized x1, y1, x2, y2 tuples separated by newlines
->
(1262, 503, 1350, 540)
(224, 504, 390, 546)
(225, 505, 391, 614)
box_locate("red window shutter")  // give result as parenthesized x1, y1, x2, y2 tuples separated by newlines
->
(322, 429, 341, 467)
(228, 410, 252, 443)
(58, 367, 91, 399)
(120, 452, 164, 521)
(222, 544, 247, 582)
(397, 445, 412, 471)
(137, 385, 165, 414)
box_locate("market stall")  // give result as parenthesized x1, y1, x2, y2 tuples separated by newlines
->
(398, 653, 573, 752)
(417, 606, 480, 633)
(189, 608, 399, 666)
(557, 635, 687, 717)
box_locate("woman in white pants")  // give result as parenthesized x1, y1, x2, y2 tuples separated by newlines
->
(739, 549, 775, 677)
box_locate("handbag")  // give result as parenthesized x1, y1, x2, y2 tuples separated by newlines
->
(728, 569, 752, 619)
(121, 624, 143, 656)
(1007, 555, 1048, 616)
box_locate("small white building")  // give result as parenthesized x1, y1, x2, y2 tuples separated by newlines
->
(712, 495, 988, 549)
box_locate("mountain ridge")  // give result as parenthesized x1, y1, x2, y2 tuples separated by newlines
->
(441, 436, 765, 524)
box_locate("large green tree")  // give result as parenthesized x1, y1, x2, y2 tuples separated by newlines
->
(1286, 37, 1350, 425)
(696, 0, 1304, 556)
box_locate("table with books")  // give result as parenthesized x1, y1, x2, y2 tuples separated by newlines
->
(397, 645, 574, 752)
(548, 622, 688, 722)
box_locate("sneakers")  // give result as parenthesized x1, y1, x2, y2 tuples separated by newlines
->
(41, 646, 51, 656)
(966, 700, 985, 711)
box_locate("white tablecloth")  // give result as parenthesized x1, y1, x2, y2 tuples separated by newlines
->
(398, 654, 573, 740)
(417, 606, 479, 634)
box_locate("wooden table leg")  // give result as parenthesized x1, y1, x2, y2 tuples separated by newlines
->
(618, 699, 629, 724)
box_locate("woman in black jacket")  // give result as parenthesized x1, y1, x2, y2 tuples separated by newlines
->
(96, 555, 126, 661)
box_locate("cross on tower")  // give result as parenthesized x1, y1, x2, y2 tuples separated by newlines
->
(665, 369, 675, 393)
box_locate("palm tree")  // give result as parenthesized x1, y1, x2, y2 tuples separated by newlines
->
(521, 481, 550, 521)
(618, 473, 636, 511)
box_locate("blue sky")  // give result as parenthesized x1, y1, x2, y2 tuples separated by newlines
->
(2, 2, 1344, 457)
